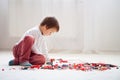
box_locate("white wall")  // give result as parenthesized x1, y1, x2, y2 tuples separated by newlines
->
(94, 0, 120, 51)
(0, 0, 9, 50)
(0, 0, 120, 52)
(83, 0, 120, 51)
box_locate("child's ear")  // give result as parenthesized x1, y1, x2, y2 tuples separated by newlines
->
(44, 25, 49, 30)
(42, 25, 47, 30)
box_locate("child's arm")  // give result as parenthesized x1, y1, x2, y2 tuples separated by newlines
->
(42, 38, 49, 62)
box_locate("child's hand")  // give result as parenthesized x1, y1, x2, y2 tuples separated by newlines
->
(42, 54, 49, 61)
(45, 58, 55, 65)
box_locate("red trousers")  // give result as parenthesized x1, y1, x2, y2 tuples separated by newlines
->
(13, 35, 45, 66)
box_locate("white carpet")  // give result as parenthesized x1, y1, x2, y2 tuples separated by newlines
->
(0, 51, 120, 80)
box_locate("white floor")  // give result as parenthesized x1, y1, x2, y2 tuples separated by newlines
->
(0, 51, 120, 80)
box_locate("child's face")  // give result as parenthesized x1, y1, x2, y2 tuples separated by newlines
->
(42, 26, 57, 36)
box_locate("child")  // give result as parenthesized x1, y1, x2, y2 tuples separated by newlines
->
(9, 17, 59, 66)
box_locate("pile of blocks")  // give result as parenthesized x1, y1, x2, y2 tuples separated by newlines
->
(22, 58, 119, 71)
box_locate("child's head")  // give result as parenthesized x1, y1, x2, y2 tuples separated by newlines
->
(40, 17, 59, 36)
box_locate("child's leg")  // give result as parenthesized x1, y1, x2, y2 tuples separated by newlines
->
(12, 44, 20, 65)
(12, 35, 35, 65)
(29, 52, 45, 66)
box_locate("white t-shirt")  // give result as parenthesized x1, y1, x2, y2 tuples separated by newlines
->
(17, 25, 48, 57)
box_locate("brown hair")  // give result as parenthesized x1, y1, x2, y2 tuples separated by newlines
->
(40, 17, 59, 32)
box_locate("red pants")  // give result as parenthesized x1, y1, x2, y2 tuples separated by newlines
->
(13, 35, 45, 66)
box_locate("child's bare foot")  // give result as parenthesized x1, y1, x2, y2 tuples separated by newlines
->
(20, 61, 32, 66)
